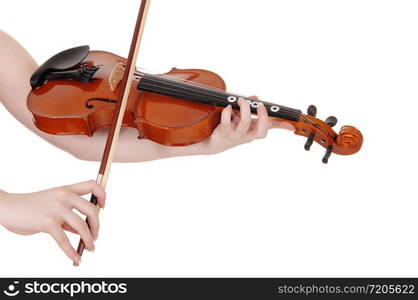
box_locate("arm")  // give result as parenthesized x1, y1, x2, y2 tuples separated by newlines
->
(0, 181, 106, 263)
(0, 30, 294, 163)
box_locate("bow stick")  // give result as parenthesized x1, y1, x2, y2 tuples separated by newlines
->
(74, 0, 152, 266)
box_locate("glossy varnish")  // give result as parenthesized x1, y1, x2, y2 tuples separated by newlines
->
(28, 51, 363, 156)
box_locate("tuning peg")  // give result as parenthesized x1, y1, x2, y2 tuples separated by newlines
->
(304, 133, 315, 151)
(304, 105, 318, 151)
(325, 116, 338, 127)
(307, 105, 317, 116)
(322, 145, 333, 164)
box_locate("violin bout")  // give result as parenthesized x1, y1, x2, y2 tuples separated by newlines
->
(27, 46, 363, 163)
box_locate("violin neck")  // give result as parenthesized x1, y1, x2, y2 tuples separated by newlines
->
(137, 74, 302, 122)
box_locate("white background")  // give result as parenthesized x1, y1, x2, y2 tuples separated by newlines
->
(1, 0, 417, 277)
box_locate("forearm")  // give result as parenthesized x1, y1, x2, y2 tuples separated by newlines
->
(0, 189, 10, 226)
(1, 30, 293, 164)
(57, 127, 209, 163)
(114, 130, 209, 162)
(0, 30, 209, 163)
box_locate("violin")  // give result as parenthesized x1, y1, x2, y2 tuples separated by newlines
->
(26, 0, 362, 265)
(28, 46, 363, 164)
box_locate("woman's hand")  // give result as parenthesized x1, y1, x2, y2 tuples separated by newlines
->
(201, 97, 295, 155)
(0, 180, 106, 263)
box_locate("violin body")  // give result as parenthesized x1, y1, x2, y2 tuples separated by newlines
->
(27, 0, 361, 265)
(28, 46, 363, 163)
(28, 51, 227, 146)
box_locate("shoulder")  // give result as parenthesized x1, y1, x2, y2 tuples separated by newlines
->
(0, 30, 20, 57)
(0, 30, 14, 43)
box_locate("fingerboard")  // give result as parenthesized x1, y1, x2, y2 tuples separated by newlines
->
(137, 74, 302, 122)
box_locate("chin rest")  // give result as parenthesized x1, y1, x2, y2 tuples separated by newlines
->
(30, 45, 90, 88)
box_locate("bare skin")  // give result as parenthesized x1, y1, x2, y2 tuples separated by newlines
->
(0, 30, 294, 162)
(0, 30, 294, 262)
(0, 181, 105, 263)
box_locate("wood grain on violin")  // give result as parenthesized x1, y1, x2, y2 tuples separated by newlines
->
(28, 49, 363, 163)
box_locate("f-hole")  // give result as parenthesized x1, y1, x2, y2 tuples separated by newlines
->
(85, 98, 117, 109)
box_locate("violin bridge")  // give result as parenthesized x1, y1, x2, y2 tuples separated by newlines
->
(109, 62, 125, 91)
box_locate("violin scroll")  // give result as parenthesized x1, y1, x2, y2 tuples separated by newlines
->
(334, 125, 363, 156)
(28, 48, 364, 165)
(297, 106, 363, 163)
(321, 125, 363, 164)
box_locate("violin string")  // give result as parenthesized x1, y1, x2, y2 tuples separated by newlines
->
(133, 72, 331, 138)
(138, 75, 300, 117)
(136, 71, 314, 119)
(139, 78, 331, 136)
(134, 71, 261, 98)
(138, 81, 302, 122)
(138, 76, 295, 114)
(140, 75, 235, 99)
(298, 114, 332, 138)
(139, 80, 243, 105)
